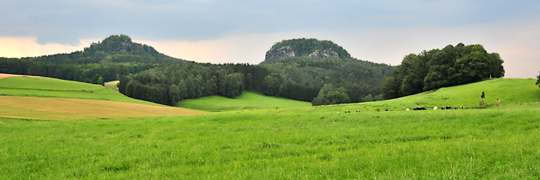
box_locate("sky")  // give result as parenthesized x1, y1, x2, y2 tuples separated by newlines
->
(1, 0, 539, 78)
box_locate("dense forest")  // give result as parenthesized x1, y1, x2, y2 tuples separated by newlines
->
(381, 43, 505, 99)
(0, 35, 182, 84)
(117, 63, 269, 105)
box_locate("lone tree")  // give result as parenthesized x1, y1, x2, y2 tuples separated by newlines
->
(481, 91, 485, 101)
(536, 71, 540, 88)
(480, 91, 485, 105)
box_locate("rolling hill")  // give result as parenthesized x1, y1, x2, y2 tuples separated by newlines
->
(176, 91, 311, 112)
(301, 78, 540, 113)
(0, 75, 207, 120)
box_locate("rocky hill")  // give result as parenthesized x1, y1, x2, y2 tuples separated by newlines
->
(0, 35, 184, 83)
(263, 38, 351, 63)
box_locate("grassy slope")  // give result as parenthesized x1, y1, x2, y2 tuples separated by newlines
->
(0, 77, 207, 120)
(308, 78, 540, 113)
(0, 77, 158, 105)
(177, 91, 311, 112)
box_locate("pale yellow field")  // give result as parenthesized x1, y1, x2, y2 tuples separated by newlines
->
(0, 73, 47, 79)
(104, 80, 120, 92)
(0, 96, 209, 120)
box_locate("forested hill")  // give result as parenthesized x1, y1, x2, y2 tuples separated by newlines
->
(0, 34, 183, 83)
(260, 38, 395, 105)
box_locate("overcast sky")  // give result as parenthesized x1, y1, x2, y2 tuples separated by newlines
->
(1, 0, 539, 78)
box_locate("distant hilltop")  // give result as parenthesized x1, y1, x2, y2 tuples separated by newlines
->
(264, 38, 351, 63)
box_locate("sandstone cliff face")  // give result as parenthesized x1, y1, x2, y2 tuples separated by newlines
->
(265, 46, 341, 63)
(265, 46, 295, 61)
(308, 49, 340, 59)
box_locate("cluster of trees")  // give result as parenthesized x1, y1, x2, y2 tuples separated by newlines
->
(118, 63, 268, 105)
(537, 72, 540, 88)
(381, 43, 505, 99)
(0, 35, 183, 84)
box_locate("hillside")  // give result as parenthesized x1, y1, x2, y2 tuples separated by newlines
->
(176, 91, 311, 112)
(305, 78, 540, 113)
(0, 76, 207, 120)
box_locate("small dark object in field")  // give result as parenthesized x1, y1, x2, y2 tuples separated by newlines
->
(385, 109, 388, 111)
(413, 107, 427, 110)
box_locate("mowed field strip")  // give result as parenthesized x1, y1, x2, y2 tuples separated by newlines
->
(0, 75, 208, 120)
(0, 96, 207, 120)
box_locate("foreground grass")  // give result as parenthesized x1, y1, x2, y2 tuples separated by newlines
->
(177, 91, 311, 112)
(1, 104, 539, 179)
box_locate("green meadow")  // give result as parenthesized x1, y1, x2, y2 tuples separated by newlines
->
(1, 78, 539, 179)
(177, 91, 311, 112)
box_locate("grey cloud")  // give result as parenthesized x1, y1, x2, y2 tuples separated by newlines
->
(1, 0, 539, 44)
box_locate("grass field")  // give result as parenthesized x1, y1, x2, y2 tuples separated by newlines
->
(177, 91, 311, 112)
(1, 104, 539, 179)
(1, 78, 539, 179)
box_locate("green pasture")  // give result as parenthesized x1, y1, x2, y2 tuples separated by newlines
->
(1, 104, 539, 179)
(177, 91, 311, 111)
(0, 77, 162, 106)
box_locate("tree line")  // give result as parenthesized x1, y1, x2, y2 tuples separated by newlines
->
(381, 43, 505, 99)
(118, 56, 394, 106)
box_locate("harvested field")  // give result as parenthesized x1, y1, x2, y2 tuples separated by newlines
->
(0, 73, 47, 79)
(0, 96, 208, 120)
